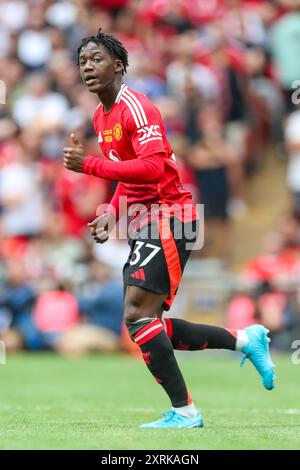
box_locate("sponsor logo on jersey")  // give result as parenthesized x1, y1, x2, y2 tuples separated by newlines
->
(137, 125, 162, 144)
(98, 132, 103, 143)
(113, 123, 122, 141)
(109, 149, 120, 161)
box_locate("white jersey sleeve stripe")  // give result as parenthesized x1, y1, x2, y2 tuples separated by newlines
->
(122, 90, 146, 127)
(121, 96, 141, 128)
(124, 88, 148, 125)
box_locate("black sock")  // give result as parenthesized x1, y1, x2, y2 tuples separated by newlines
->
(127, 318, 192, 407)
(163, 318, 237, 351)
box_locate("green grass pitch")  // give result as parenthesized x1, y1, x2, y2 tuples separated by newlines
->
(0, 352, 299, 450)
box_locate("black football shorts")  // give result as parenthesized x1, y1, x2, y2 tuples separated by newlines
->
(123, 216, 199, 310)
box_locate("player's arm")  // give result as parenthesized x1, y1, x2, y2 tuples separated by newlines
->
(82, 152, 164, 183)
(106, 182, 125, 221)
(63, 133, 164, 183)
(63, 142, 164, 184)
(87, 182, 125, 244)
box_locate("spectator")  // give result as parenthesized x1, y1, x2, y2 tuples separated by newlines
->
(244, 46, 284, 146)
(270, 1, 300, 112)
(57, 260, 123, 356)
(166, 33, 220, 105)
(0, 131, 45, 237)
(12, 73, 69, 131)
(17, 2, 51, 71)
(0, 259, 36, 350)
(284, 107, 300, 210)
(188, 105, 237, 259)
(33, 282, 80, 350)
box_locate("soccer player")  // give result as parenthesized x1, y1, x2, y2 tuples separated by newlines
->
(63, 30, 275, 429)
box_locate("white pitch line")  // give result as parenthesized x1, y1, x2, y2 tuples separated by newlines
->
(204, 409, 300, 415)
(122, 407, 300, 415)
(1, 405, 299, 415)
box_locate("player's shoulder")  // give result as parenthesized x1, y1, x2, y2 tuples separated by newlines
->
(92, 101, 103, 131)
(119, 84, 161, 128)
(120, 85, 153, 107)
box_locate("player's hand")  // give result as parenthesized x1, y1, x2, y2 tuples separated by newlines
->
(63, 133, 85, 172)
(87, 213, 112, 244)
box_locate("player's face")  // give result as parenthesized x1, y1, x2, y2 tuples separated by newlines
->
(79, 42, 121, 93)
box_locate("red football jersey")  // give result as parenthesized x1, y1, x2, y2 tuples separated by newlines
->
(83, 84, 198, 228)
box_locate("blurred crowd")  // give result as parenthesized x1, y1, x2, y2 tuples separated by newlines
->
(1, 0, 300, 353)
(228, 210, 300, 350)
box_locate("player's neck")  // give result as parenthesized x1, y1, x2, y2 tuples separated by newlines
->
(97, 80, 123, 113)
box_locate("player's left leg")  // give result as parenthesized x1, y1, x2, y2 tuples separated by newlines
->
(157, 217, 275, 391)
(162, 316, 238, 351)
(159, 314, 275, 391)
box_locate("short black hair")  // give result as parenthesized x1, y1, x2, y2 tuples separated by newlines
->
(77, 28, 129, 75)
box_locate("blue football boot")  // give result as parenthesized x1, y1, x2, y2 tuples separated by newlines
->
(241, 324, 275, 390)
(139, 410, 203, 429)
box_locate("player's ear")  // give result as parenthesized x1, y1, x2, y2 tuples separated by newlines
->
(114, 59, 123, 74)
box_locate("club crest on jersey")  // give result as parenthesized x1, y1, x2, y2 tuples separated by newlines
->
(113, 123, 122, 141)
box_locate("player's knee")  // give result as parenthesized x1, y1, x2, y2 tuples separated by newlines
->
(124, 304, 146, 324)
(124, 288, 149, 323)
(125, 310, 158, 344)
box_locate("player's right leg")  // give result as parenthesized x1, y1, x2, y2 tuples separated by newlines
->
(124, 285, 203, 429)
